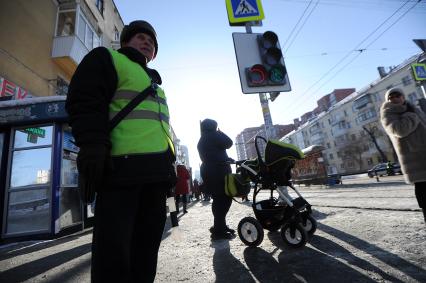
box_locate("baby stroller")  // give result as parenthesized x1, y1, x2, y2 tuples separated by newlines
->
(235, 136, 317, 248)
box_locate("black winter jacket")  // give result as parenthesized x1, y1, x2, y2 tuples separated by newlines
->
(66, 47, 176, 187)
(197, 119, 233, 194)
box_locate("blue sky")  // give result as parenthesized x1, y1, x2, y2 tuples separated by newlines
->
(114, 0, 426, 169)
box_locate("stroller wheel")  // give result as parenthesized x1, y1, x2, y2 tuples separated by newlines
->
(280, 222, 308, 248)
(238, 217, 264, 247)
(302, 215, 317, 237)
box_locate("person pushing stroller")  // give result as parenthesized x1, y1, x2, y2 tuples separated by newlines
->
(197, 119, 235, 240)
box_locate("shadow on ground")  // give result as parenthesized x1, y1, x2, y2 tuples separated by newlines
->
(0, 243, 91, 283)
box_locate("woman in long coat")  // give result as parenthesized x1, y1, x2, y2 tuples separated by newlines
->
(380, 87, 426, 222)
(197, 119, 235, 239)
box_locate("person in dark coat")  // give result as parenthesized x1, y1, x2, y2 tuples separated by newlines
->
(197, 118, 235, 239)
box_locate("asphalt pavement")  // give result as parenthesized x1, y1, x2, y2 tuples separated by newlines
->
(1, 175, 425, 282)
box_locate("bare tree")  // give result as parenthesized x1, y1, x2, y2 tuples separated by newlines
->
(362, 125, 388, 162)
(336, 135, 369, 172)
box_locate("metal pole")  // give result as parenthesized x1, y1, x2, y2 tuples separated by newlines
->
(259, 92, 275, 139)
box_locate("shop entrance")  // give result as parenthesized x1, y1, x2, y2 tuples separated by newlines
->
(3, 125, 54, 236)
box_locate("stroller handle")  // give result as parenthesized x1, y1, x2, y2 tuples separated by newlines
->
(255, 136, 267, 167)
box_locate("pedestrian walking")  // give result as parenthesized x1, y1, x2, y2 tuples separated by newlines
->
(197, 119, 235, 239)
(65, 20, 176, 282)
(175, 164, 190, 213)
(193, 179, 201, 200)
(380, 87, 426, 223)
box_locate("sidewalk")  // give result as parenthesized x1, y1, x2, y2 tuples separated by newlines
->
(1, 180, 425, 282)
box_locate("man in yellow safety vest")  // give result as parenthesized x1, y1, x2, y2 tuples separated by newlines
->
(66, 20, 176, 282)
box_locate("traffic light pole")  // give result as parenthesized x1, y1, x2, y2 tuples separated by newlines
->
(245, 23, 276, 139)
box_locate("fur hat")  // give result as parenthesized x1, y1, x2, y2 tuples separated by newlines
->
(385, 87, 405, 100)
(120, 20, 158, 56)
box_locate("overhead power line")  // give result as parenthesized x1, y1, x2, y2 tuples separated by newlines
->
(288, 0, 419, 114)
(284, 0, 320, 53)
(306, 0, 423, 98)
(282, 0, 313, 51)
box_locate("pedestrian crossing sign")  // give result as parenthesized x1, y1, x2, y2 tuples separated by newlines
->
(411, 63, 426, 81)
(226, 0, 264, 24)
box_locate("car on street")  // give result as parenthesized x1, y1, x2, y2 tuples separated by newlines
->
(367, 162, 402, 178)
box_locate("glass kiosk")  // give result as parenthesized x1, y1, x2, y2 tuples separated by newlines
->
(0, 97, 91, 242)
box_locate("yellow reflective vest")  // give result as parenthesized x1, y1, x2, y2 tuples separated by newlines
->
(108, 49, 175, 157)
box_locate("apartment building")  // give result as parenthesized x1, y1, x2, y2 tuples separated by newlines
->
(236, 124, 295, 160)
(0, 0, 124, 241)
(281, 53, 425, 175)
(1, 0, 124, 101)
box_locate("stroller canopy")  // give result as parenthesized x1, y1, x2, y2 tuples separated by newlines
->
(264, 140, 304, 166)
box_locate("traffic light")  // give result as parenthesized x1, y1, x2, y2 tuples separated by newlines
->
(232, 32, 291, 94)
(246, 31, 287, 87)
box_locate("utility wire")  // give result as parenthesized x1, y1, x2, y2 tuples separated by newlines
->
(284, 0, 321, 53)
(304, 0, 422, 102)
(282, 0, 314, 51)
(288, 0, 413, 113)
(279, 0, 426, 10)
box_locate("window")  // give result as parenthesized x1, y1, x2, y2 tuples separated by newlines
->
(57, 11, 75, 36)
(56, 77, 69, 96)
(357, 108, 377, 123)
(402, 75, 412, 86)
(351, 134, 356, 141)
(77, 13, 100, 50)
(329, 153, 334, 160)
(408, 92, 417, 104)
(327, 142, 331, 149)
(96, 0, 104, 15)
(367, 158, 373, 165)
(114, 27, 120, 41)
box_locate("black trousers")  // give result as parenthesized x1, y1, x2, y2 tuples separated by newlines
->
(414, 182, 426, 208)
(91, 184, 169, 283)
(175, 194, 187, 212)
(211, 193, 233, 233)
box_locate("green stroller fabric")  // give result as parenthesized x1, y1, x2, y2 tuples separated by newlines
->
(264, 140, 304, 165)
(225, 173, 251, 197)
(264, 140, 304, 186)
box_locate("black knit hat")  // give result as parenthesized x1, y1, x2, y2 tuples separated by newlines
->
(120, 20, 158, 56)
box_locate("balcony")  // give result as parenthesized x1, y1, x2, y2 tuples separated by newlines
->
(51, 36, 89, 77)
(332, 121, 350, 137)
(356, 107, 377, 125)
(353, 93, 373, 110)
(310, 131, 324, 145)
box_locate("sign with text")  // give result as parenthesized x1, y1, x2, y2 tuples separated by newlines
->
(0, 76, 32, 100)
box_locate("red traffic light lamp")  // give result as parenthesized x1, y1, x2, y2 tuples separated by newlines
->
(247, 64, 267, 86)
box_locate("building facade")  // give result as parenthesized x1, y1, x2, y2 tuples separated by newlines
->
(281, 53, 425, 175)
(235, 124, 295, 160)
(0, 0, 126, 241)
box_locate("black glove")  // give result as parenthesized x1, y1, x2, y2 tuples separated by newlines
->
(77, 144, 109, 203)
